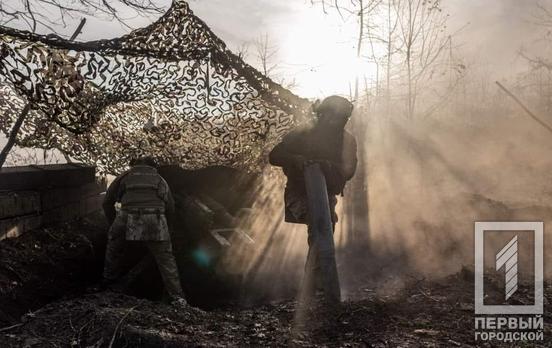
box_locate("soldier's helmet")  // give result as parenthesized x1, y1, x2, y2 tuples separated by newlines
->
(132, 156, 157, 167)
(316, 95, 354, 119)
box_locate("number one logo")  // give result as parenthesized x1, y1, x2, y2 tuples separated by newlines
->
(496, 235, 518, 300)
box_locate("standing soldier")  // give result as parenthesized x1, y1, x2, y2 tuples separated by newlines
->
(102, 157, 187, 307)
(269, 95, 357, 303)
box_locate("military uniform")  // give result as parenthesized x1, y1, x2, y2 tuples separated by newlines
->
(103, 164, 183, 300)
(269, 124, 357, 296)
(269, 126, 357, 225)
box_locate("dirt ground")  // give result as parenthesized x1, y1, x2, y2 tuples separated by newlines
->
(0, 211, 550, 347)
(0, 217, 107, 327)
(1, 271, 550, 347)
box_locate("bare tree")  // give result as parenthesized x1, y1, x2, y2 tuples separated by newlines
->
(394, 0, 449, 118)
(516, 1, 552, 115)
(310, 0, 383, 100)
(255, 34, 299, 90)
(312, 0, 453, 118)
(311, 0, 398, 110)
(236, 41, 250, 61)
(383, 0, 401, 114)
(0, 0, 165, 33)
(520, 1, 552, 71)
(531, 0, 552, 27)
(254, 33, 279, 77)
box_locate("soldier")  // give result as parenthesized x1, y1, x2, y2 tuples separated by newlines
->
(269, 95, 357, 302)
(102, 157, 187, 307)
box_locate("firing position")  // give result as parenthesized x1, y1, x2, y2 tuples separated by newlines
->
(102, 157, 187, 307)
(269, 95, 357, 303)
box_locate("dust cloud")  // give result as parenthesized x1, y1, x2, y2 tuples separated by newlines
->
(221, 92, 552, 302)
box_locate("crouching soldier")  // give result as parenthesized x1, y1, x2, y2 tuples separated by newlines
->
(102, 157, 187, 307)
(269, 95, 357, 303)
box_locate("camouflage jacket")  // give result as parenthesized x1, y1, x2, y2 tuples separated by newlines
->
(269, 126, 357, 224)
(103, 165, 175, 241)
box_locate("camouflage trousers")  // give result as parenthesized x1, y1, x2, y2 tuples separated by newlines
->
(284, 189, 338, 224)
(103, 212, 183, 300)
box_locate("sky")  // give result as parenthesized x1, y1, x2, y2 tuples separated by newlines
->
(191, 0, 371, 98)
(3, 0, 549, 98)
(19, 0, 368, 98)
(443, 0, 545, 80)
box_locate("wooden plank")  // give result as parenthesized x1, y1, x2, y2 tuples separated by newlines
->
(41, 181, 106, 211)
(0, 191, 40, 219)
(0, 192, 103, 240)
(0, 163, 95, 191)
(0, 214, 42, 240)
(37, 163, 96, 187)
(42, 194, 103, 225)
(0, 166, 42, 192)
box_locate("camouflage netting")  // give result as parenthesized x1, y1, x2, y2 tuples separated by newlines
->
(0, 0, 311, 174)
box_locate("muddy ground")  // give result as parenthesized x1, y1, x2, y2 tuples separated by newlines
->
(0, 216, 550, 347)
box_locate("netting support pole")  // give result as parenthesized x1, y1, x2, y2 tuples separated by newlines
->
(0, 104, 31, 169)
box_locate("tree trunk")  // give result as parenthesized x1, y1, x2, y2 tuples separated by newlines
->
(406, 7, 413, 120)
(386, 0, 393, 116)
